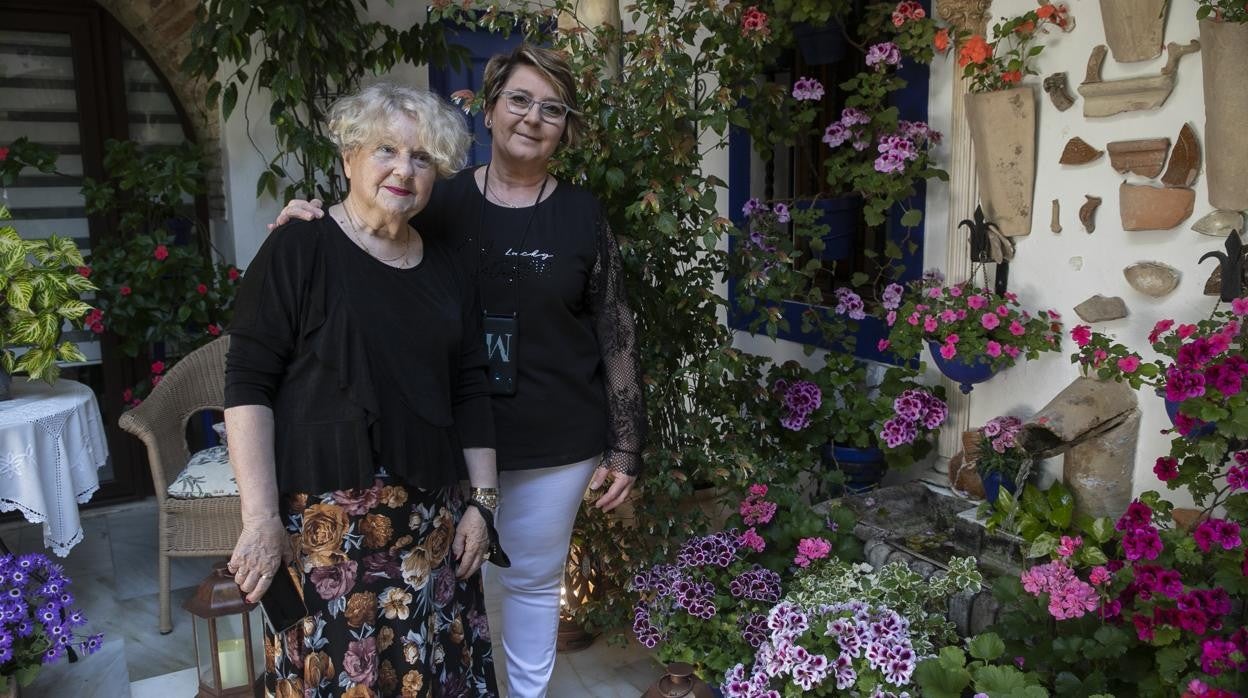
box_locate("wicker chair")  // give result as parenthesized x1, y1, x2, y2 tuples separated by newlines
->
(118, 336, 242, 633)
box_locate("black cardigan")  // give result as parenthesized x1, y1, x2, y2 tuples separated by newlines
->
(223, 217, 494, 494)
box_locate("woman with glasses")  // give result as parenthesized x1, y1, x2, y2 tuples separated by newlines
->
(271, 45, 645, 697)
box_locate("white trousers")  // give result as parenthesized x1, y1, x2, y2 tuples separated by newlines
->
(484, 456, 599, 698)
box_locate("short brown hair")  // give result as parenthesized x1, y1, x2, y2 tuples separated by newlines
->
(481, 44, 583, 146)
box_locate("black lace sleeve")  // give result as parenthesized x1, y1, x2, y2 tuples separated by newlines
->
(588, 216, 646, 477)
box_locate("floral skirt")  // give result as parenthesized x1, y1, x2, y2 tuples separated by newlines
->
(264, 477, 497, 697)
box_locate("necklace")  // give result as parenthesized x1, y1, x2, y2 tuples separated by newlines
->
(342, 200, 411, 266)
(485, 169, 547, 208)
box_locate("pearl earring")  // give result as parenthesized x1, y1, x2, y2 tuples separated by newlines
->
(484, 118, 493, 128)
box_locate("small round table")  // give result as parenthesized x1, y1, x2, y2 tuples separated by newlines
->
(0, 379, 110, 556)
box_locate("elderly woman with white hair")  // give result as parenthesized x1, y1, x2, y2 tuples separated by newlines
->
(223, 83, 501, 697)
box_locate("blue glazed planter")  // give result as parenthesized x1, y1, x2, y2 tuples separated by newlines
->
(821, 444, 887, 494)
(981, 471, 1017, 504)
(927, 340, 998, 394)
(1163, 397, 1216, 438)
(810, 196, 861, 261)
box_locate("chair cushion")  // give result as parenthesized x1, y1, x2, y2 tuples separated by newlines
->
(167, 446, 238, 499)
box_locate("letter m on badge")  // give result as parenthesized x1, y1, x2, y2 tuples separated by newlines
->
(485, 331, 512, 363)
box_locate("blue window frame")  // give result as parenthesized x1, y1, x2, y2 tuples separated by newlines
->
(727, 22, 931, 363)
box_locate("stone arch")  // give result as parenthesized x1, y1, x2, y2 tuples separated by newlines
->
(94, 0, 225, 215)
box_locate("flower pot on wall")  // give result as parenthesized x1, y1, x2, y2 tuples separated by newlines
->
(926, 340, 998, 394)
(1163, 397, 1216, 438)
(1200, 18, 1248, 211)
(810, 195, 861, 261)
(821, 443, 886, 494)
(792, 21, 846, 65)
(1099, 0, 1168, 62)
(964, 85, 1037, 237)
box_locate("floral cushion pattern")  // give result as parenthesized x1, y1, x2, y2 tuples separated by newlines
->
(166, 446, 237, 499)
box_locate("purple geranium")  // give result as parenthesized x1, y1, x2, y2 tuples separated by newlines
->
(865, 42, 901, 69)
(792, 76, 825, 101)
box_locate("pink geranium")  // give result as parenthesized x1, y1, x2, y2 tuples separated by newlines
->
(793, 537, 832, 568)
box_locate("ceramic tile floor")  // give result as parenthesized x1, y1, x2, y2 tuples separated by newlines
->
(0, 498, 662, 697)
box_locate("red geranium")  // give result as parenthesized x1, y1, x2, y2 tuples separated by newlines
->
(153, 244, 169, 261)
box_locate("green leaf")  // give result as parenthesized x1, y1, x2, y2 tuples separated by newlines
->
(222, 82, 239, 119)
(1047, 484, 1074, 528)
(1086, 516, 1115, 545)
(912, 653, 971, 698)
(1155, 645, 1189, 682)
(1027, 532, 1058, 558)
(899, 208, 922, 227)
(968, 633, 1006, 661)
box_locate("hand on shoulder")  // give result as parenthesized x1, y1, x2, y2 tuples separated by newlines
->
(267, 198, 325, 233)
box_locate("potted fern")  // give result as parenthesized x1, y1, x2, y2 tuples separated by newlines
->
(0, 206, 97, 399)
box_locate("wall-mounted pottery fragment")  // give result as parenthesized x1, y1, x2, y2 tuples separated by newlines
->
(1060, 137, 1103, 165)
(1080, 195, 1102, 234)
(1193, 210, 1245, 237)
(1200, 19, 1248, 210)
(1051, 199, 1062, 233)
(1124, 261, 1180, 297)
(1120, 182, 1195, 230)
(1074, 294, 1128, 322)
(1161, 123, 1201, 188)
(1078, 41, 1201, 117)
(1107, 138, 1171, 178)
(1044, 72, 1075, 111)
(965, 86, 1036, 236)
(1099, 0, 1169, 63)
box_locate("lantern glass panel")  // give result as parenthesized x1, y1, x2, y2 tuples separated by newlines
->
(193, 615, 219, 690)
(214, 611, 252, 689)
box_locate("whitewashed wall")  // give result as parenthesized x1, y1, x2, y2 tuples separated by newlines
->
(933, 0, 1209, 502)
(736, 2, 1214, 501)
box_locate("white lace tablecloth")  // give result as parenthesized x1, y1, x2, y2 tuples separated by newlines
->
(0, 379, 109, 556)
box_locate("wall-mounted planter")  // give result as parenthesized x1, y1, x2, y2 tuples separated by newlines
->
(927, 340, 999, 394)
(1200, 19, 1248, 211)
(965, 86, 1036, 237)
(1099, 0, 1168, 63)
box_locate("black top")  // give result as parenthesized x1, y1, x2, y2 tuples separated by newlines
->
(223, 216, 494, 494)
(413, 169, 645, 475)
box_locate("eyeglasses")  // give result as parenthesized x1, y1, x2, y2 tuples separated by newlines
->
(499, 90, 577, 123)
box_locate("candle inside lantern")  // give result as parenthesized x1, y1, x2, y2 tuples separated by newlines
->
(218, 637, 248, 687)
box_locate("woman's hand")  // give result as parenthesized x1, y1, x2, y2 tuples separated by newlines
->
(589, 466, 636, 512)
(227, 514, 291, 603)
(267, 198, 325, 232)
(453, 505, 490, 580)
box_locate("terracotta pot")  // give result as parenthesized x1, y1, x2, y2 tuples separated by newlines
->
(964, 86, 1037, 237)
(1099, 0, 1167, 62)
(948, 430, 986, 498)
(1201, 18, 1248, 211)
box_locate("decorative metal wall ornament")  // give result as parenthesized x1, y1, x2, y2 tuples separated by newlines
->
(960, 205, 1014, 294)
(1200, 230, 1246, 302)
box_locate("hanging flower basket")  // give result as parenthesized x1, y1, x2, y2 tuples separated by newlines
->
(926, 340, 998, 393)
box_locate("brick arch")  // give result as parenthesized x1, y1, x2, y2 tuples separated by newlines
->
(94, 0, 225, 215)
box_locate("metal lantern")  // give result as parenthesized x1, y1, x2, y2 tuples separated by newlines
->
(642, 662, 716, 698)
(557, 539, 597, 652)
(183, 561, 264, 697)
